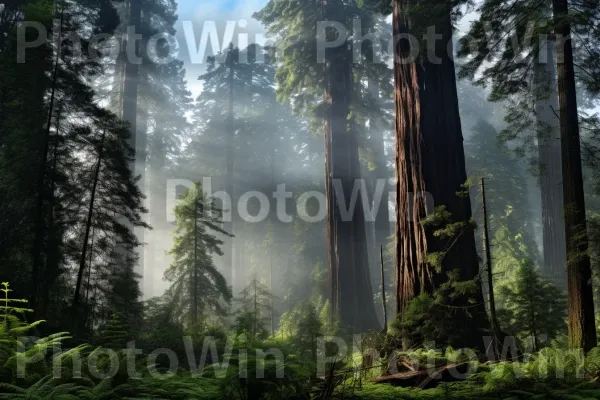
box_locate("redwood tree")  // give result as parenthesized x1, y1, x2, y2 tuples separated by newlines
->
(552, 0, 597, 351)
(456, 0, 598, 351)
(391, 0, 489, 347)
(535, 41, 567, 288)
(255, 0, 385, 331)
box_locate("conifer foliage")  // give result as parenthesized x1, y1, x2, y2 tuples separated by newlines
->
(458, 0, 599, 351)
(234, 277, 276, 339)
(2, 0, 600, 398)
(165, 182, 232, 327)
(497, 260, 567, 351)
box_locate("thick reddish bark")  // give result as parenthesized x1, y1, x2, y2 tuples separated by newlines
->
(552, 0, 597, 352)
(393, 1, 488, 347)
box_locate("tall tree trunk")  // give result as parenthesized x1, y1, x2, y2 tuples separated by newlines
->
(74, 126, 107, 307)
(367, 79, 391, 325)
(535, 39, 567, 289)
(552, 0, 597, 351)
(269, 107, 278, 335)
(40, 108, 63, 319)
(368, 80, 391, 253)
(224, 48, 235, 290)
(192, 196, 198, 325)
(122, 0, 140, 148)
(253, 281, 258, 336)
(362, 144, 377, 296)
(116, 0, 141, 268)
(31, 9, 63, 313)
(482, 178, 499, 358)
(380, 245, 388, 332)
(148, 121, 167, 298)
(324, 0, 379, 331)
(325, 102, 337, 320)
(83, 226, 94, 330)
(393, 1, 488, 347)
(136, 98, 148, 296)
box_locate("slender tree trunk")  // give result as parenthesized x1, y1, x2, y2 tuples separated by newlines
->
(367, 79, 391, 323)
(393, 1, 488, 347)
(136, 97, 148, 295)
(192, 195, 198, 326)
(236, 237, 246, 292)
(39, 107, 62, 319)
(254, 280, 258, 336)
(535, 39, 567, 289)
(270, 255, 274, 335)
(74, 126, 107, 307)
(83, 226, 94, 330)
(368, 79, 391, 258)
(31, 9, 63, 313)
(269, 104, 277, 336)
(552, 0, 597, 352)
(224, 48, 235, 290)
(371, 78, 391, 328)
(482, 178, 500, 358)
(324, 99, 337, 320)
(380, 245, 387, 332)
(364, 161, 377, 291)
(529, 295, 538, 352)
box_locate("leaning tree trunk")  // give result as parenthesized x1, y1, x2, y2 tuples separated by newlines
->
(552, 0, 597, 352)
(535, 39, 567, 289)
(324, 0, 380, 332)
(393, 1, 488, 348)
(74, 126, 107, 307)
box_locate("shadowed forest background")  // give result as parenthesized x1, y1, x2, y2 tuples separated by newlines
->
(1, 0, 600, 398)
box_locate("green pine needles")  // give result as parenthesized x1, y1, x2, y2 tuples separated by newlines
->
(165, 182, 233, 328)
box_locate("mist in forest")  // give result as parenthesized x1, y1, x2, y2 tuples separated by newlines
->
(138, 3, 540, 305)
(2, 0, 600, 397)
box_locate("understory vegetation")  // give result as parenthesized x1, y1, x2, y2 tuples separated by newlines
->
(1, 0, 600, 398)
(3, 280, 600, 399)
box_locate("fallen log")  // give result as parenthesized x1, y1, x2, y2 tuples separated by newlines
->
(373, 362, 471, 389)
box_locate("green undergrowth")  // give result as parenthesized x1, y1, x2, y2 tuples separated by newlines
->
(353, 380, 600, 399)
(3, 282, 600, 399)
